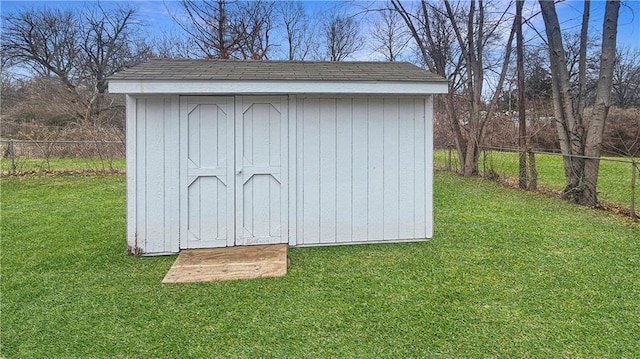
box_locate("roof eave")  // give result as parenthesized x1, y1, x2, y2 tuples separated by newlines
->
(108, 79, 449, 95)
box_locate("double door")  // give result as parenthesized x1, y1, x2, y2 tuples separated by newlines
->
(180, 96, 288, 248)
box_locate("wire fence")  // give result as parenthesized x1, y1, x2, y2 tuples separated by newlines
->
(435, 145, 639, 220)
(4, 137, 638, 219)
(1, 138, 125, 175)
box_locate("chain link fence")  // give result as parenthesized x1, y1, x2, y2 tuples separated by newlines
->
(436, 146, 639, 219)
(1, 138, 125, 175)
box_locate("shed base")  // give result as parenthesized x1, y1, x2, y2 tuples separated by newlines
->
(162, 244, 288, 283)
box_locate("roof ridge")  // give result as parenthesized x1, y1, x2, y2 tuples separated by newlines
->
(146, 58, 415, 65)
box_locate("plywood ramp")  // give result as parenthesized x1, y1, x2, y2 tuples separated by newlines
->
(162, 244, 287, 283)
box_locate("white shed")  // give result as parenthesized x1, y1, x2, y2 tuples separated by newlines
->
(109, 59, 448, 256)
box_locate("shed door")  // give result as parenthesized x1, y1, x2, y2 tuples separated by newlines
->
(181, 97, 235, 248)
(235, 96, 288, 245)
(180, 96, 287, 249)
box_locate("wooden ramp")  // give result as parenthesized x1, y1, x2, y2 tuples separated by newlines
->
(162, 244, 288, 283)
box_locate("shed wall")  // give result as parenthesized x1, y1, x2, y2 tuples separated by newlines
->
(126, 94, 433, 255)
(127, 96, 180, 255)
(293, 96, 433, 246)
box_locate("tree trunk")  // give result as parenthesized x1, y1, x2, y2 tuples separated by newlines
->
(516, 0, 527, 189)
(463, 140, 479, 176)
(539, 0, 620, 206)
(444, 92, 468, 174)
(539, 0, 585, 201)
(583, 0, 620, 206)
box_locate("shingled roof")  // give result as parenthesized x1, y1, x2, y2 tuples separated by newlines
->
(110, 59, 446, 83)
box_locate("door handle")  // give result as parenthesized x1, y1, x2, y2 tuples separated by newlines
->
(236, 168, 242, 175)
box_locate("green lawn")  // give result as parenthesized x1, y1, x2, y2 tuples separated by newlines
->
(435, 149, 639, 210)
(1, 172, 639, 358)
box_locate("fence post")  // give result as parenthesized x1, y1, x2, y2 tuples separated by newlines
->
(482, 148, 487, 175)
(632, 160, 637, 220)
(528, 150, 537, 191)
(8, 137, 16, 175)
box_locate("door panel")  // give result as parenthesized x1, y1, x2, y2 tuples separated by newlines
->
(235, 97, 288, 245)
(180, 97, 234, 248)
(181, 96, 287, 248)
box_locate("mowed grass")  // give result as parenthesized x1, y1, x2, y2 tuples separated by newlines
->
(435, 149, 639, 209)
(1, 172, 639, 358)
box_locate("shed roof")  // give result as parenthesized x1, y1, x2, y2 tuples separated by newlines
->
(111, 59, 446, 82)
(108, 59, 448, 95)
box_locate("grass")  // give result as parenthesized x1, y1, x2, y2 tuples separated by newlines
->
(435, 149, 639, 210)
(0, 157, 125, 174)
(1, 172, 639, 358)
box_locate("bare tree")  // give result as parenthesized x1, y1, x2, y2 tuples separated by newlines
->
(390, 1, 462, 78)
(391, 0, 463, 171)
(323, 13, 363, 61)
(370, 6, 410, 61)
(539, 0, 620, 206)
(1, 8, 81, 90)
(151, 29, 193, 59)
(177, 0, 275, 60)
(278, 1, 316, 60)
(235, 0, 276, 60)
(392, 0, 516, 176)
(583, 1, 621, 205)
(516, 0, 527, 189)
(2, 5, 150, 123)
(81, 5, 152, 121)
(612, 46, 640, 108)
(443, 0, 515, 176)
(178, 0, 243, 59)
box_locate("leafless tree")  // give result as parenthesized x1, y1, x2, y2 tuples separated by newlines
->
(516, 0, 527, 189)
(612, 46, 640, 108)
(539, 0, 620, 206)
(391, 0, 516, 176)
(323, 13, 363, 61)
(178, 0, 243, 59)
(81, 5, 152, 121)
(277, 1, 316, 60)
(2, 4, 150, 124)
(1, 8, 81, 90)
(370, 6, 410, 61)
(235, 0, 276, 60)
(177, 0, 275, 60)
(151, 29, 193, 59)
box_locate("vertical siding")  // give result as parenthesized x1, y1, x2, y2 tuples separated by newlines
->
(288, 95, 298, 245)
(125, 95, 137, 253)
(413, 99, 427, 239)
(297, 96, 431, 245)
(131, 96, 179, 254)
(367, 99, 385, 240)
(383, 98, 400, 240)
(351, 99, 369, 240)
(300, 98, 321, 244)
(135, 99, 147, 251)
(144, 98, 167, 253)
(319, 98, 337, 244)
(335, 98, 353, 242)
(166, 96, 180, 252)
(398, 98, 417, 239)
(424, 95, 434, 238)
